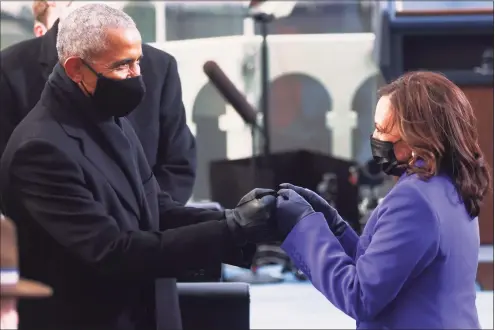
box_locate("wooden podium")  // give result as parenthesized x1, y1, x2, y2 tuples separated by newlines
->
(375, 1, 494, 289)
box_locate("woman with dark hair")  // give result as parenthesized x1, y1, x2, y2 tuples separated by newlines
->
(273, 71, 491, 328)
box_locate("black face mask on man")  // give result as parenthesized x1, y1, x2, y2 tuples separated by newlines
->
(370, 136, 407, 176)
(80, 60, 146, 118)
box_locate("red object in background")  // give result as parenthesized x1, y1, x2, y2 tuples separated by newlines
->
(249, 0, 265, 9)
(348, 170, 359, 186)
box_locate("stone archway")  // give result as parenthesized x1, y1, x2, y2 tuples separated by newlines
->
(263, 73, 333, 155)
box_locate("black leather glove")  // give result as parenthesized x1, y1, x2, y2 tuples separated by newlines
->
(225, 188, 278, 246)
(279, 183, 348, 236)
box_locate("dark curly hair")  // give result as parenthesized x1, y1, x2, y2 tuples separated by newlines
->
(379, 71, 491, 217)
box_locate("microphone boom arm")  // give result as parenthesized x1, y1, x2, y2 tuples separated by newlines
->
(203, 61, 266, 139)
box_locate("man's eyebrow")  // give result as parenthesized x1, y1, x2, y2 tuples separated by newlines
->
(109, 55, 143, 69)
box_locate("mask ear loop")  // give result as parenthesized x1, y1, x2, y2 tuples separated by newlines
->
(81, 59, 100, 76)
(79, 59, 100, 96)
(79, 81, 92, 96)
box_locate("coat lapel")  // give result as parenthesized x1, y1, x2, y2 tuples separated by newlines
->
(55, 110, 142, 219)
(120, 119, 158, 231)
(96, 120, 147, 224)
(83, 132, 142, 220)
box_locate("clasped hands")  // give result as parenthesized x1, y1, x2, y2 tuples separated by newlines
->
(225, 183, 347, 245)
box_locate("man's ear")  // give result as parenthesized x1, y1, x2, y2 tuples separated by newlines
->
(63, 57, 84, 83)
(33, 21, 47, 37)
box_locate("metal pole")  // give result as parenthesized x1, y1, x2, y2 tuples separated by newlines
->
(154, 1, 167, 43)
(259, 16, 271, 158)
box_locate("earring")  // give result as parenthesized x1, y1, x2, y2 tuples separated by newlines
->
(412, 151, 416, 158)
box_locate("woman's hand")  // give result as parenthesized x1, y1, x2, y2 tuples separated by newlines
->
(279, 183, 348, 236)
(275, 189, 315, 240)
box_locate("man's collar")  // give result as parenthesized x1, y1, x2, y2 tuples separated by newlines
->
(39, 19, 60, 66)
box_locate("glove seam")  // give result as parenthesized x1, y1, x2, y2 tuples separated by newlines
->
(225, 209, 247, 246)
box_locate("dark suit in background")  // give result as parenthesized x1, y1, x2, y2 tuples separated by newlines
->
(0, 62, 254, 330)
(0, 20, 195, 204)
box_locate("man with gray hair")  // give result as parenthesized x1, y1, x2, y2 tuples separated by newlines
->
(0, 4, 278, 330)
(1, 1, 196, 207)
(2, 0, 213, 292)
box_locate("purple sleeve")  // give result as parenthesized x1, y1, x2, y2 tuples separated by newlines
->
(337, 225, 359, 260)
(281, 184, 440, 321)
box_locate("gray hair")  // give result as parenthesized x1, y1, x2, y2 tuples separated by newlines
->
(56, 3, 137, 64)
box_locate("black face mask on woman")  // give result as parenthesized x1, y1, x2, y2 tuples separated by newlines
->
(370, 135, 407, 176)
(81, 61, 146, 118)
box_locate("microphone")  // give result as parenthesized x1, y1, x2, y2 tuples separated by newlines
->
(203, 61, 260, 130)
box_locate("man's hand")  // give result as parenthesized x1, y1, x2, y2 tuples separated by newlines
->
(275, 189, 315, 240)
(279, 183, 348, 236)
(225, 188, 278, 246)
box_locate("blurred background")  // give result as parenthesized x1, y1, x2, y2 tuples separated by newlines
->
(1, 1, 493, 328)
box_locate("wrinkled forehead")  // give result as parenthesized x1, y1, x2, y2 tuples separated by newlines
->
(89, 27, 142, 69)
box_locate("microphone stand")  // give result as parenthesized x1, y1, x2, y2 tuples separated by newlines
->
(224, 12, 284, 285)
(253, 12, 273, 161)
(245, 11, 274, 204)
(242, 12, 275, 187)
(224, 122, 283, 284)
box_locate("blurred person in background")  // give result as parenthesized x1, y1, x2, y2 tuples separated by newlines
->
(32, 1, 69, 37)
(0, 4, 279, 330)
(271, 71, 490, 329)
(1, 0, 196, 206)
(0, 214, 52, 330)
